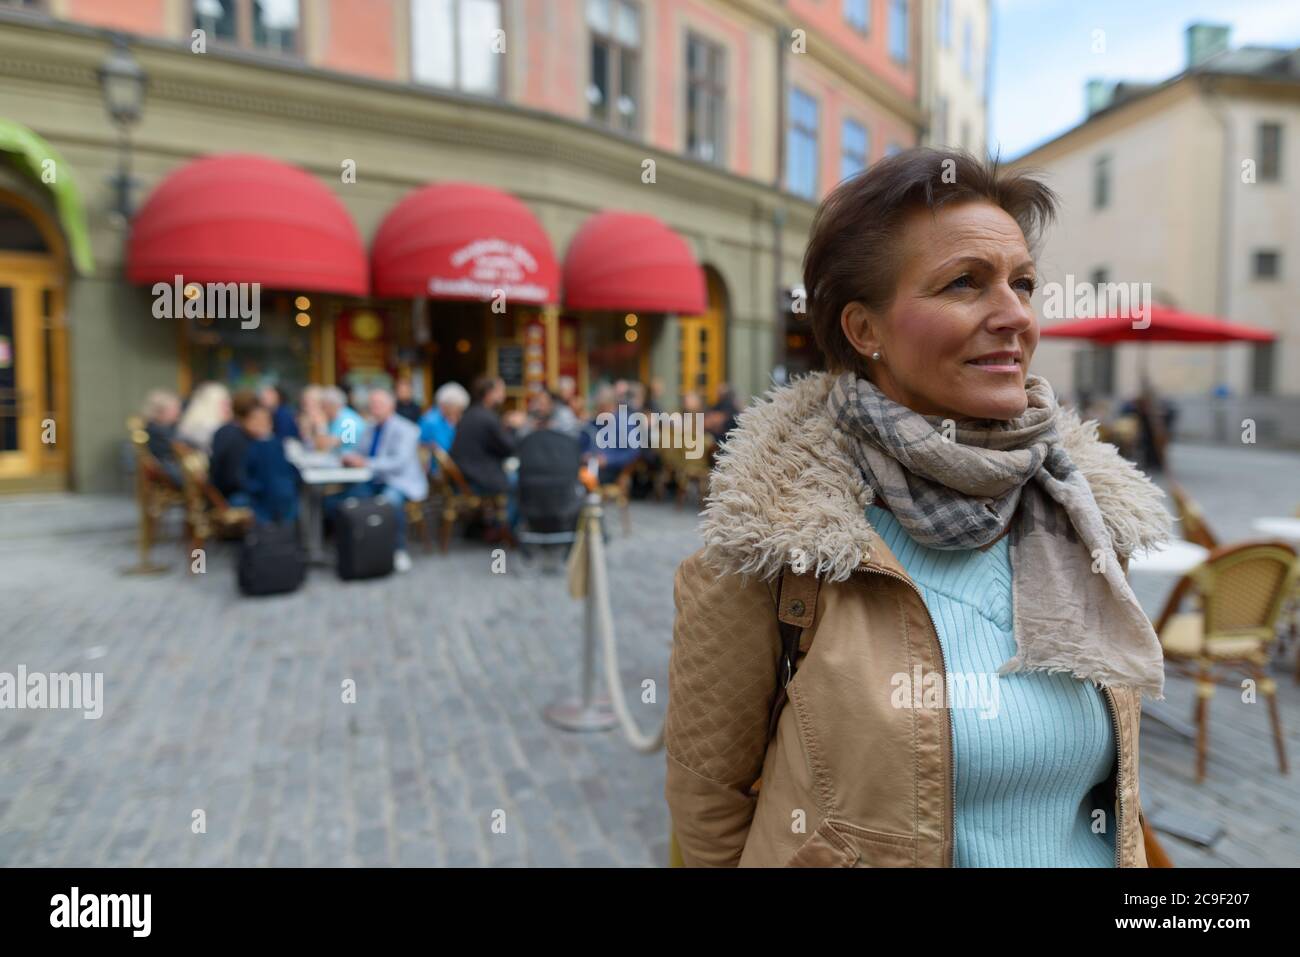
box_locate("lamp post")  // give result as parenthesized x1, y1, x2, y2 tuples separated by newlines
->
(98, 34, 148, 223)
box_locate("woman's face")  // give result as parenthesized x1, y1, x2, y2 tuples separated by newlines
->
(841, 200, 1039, 421)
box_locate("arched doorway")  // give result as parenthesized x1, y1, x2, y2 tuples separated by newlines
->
(0, 190, 69, 487)
(677, 266, 728, 404)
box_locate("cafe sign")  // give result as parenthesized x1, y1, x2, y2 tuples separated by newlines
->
(429, 238, 552, 304)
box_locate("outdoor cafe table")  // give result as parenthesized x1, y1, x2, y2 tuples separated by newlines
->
(1125, 538, 1210, 576)
(1251, 517, 1300, 544)
(298, 459, 372, 565)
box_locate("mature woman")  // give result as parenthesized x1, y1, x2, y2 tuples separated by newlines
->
(175, 381, 231, 455)
(664, 149, 1172, 868)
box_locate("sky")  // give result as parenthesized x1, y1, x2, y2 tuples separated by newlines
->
(990, 0, 1300, 159)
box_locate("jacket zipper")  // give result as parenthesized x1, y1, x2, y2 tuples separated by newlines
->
(1102, 685, 1126, 868)
(857, 562, 957, 867)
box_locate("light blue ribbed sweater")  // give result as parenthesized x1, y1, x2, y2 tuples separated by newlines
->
(867, 502, 1117, 868)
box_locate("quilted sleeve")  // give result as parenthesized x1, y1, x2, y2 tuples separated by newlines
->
(664, 549, 782, 866)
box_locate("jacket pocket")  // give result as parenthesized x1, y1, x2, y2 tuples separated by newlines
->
(783, 820, 861, 867)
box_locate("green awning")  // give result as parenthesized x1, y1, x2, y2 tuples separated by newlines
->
(0, 117, 94, 275)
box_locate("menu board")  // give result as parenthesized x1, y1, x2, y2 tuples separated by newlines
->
(497, 343, 525, 388)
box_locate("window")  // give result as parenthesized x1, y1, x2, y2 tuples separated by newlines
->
(888, 0, 909, 65)
(844, 0, 869, 34)
(685, 32, 727, 164)
(960, 120, 970, 151)
(932, 95, 947, 145)
(412, 0, 503, 96)
(885, 141, 903, 157)
(939, 0, 951, 48)
(193, 0, 300, 53)
(588, 0, 642, 134)
(961, 19, 972, 78)
(1258, 122, 1282, 181)
(841, 118, 869, 180)
(1093, 155, 1110, 209)
(1253, 249, 1280, 279)
(1251, 342, 1275, 394)
(786, 87, 819, 199)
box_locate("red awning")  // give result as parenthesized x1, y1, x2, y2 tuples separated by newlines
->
(371, 183, 559, 304)
(563, 211, 706, 314)
(1041, 306, 1276, 343)
(127, 154, 367, 295)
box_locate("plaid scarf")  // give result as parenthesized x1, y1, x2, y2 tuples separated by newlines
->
(828, 371, 1165, 699)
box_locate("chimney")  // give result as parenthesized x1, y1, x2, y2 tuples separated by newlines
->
(1085, 79, 1115, 117)
(1186, 23, 1230, 69)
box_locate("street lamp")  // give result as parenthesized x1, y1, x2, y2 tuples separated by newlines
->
(98, 34, 148, 222)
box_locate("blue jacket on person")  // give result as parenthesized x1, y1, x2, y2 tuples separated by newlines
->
(271, 404, 300, 441)
(243, 437, 301, 523)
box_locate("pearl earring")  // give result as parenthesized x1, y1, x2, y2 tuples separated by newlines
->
(871, 351, 882, 361)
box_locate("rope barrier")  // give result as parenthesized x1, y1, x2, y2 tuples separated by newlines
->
(544, 492, 665, 753)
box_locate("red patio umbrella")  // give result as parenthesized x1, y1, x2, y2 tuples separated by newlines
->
(1040, 305, 1275, 343)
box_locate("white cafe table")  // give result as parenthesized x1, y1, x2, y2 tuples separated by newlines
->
(1251, 517, 1300, 544)
(299, 463, 373, 564)
(1126, 539, 1209, 576)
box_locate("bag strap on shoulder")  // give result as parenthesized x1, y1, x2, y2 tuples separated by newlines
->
(766, 568, 821, 741)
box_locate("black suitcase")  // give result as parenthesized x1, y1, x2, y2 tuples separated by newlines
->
(238, 521, 305, 596)
(336, 497, 396, 580)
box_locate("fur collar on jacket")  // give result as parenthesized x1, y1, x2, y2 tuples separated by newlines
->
(699, 372, 1173, 583)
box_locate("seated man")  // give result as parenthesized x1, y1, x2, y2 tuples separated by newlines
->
(317, 386, 366, 455)
(449, 376, 526, 529)
(239, 404, 302, 524)
(341, 388, 428, 573)
(580, 387, 642, 485)
(141, 389, 184, 488)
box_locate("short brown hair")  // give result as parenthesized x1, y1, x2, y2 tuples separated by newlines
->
(802, 148, 1059, 374)
(231, 389, 261, 421)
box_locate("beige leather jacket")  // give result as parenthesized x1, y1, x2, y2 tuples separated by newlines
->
(664, 373, 1172, 867)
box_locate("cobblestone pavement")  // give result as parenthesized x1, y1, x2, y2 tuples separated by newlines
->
(0, 495, 700, 867)
(0, 440, 1297, 867)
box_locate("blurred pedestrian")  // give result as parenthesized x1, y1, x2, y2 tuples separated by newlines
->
(394, 377, 422, 424)
(258, 383, 300, 441)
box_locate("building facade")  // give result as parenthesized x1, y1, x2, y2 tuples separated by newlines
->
(0, 0, 924, 494)
(1013, 25, 1300, 445)
(918, 0, 988, 154)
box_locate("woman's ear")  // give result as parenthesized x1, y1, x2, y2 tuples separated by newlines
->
(840, 301, 878, 364)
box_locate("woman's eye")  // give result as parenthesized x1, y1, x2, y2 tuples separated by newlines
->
(1014, 277, 1037, 294)
(946, 274, 974, 290)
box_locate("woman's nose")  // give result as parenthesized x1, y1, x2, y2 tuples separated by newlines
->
(985, 282, 1035, 333)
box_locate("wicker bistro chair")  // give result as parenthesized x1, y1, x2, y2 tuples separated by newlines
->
(172, 442, 254, 554)
(655, 434, 715, 508)
(1168, 480, 1219, 551)
(126, 416, 188, 570)
(598, 458, 639, 535)
(1153, 541, 1299, 783)
(429, 446, 510, 553)
(402, 445, 435, 553)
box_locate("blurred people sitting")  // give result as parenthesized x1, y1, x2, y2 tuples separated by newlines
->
(580, 386, 642, 485)
(176, 381, 231, 454)
(419, 381, 470, 467)
(234, 404, 301, 524)
(519, 387, 581, 438)
(141, 388, 184, 488)
(317, 385, 366, 455)
(259, 383, 300, 441)
(705, 382, 740, 446)
(209, 389, 260, 502)
(297, 385, 329, 450)
(394, 377, 422, 423)
(450, 375, 523, 496)
(340, 388, 428, 573)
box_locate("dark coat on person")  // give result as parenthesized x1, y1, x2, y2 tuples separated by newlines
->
(209, 422, 251, 499)
(243, 437, 301, 521)
(449, 403, 516, 494)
